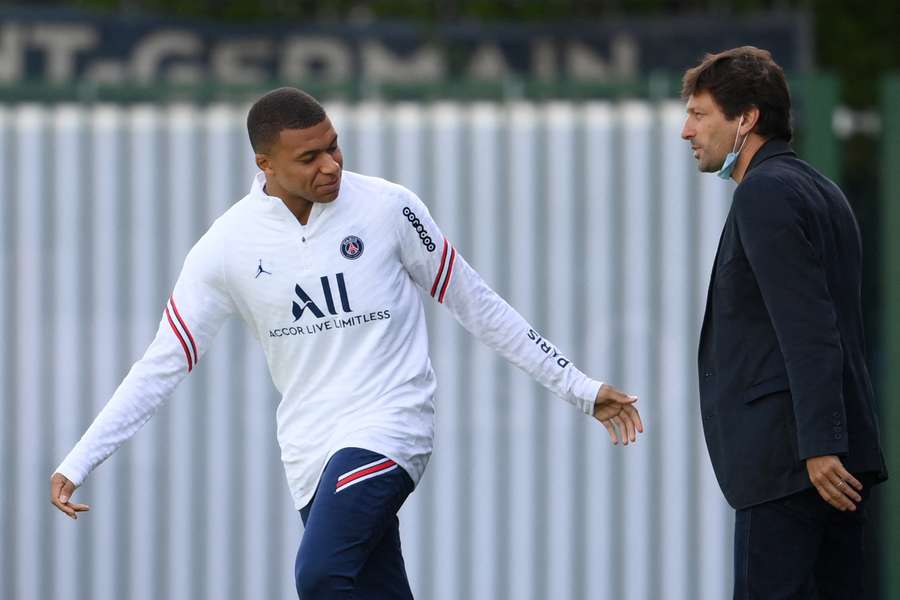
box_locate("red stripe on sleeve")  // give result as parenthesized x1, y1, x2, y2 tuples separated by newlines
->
(430, 239, 449, 297)
(169, 295, 199, 366)
(438, 247, 456, 304)
(165, 306, 193, 372)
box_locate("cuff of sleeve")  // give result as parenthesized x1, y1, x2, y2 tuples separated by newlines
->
(574, 378, 603, 416)
(798, 438, 849, 461)
(55, 458, 87, 488)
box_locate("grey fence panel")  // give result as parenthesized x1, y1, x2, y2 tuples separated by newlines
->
(658, 102, 695, 600)
(165, 103, 200, 600)
(0, 107, 8, 600)
(15, 105, 49, 600)
(581, 102, 617, 600)
(50, 105, 87, 600)
(505, 101, 543, 600)
(425, 103, 466, 600)
(621, 101, 654, 600)
(88, 104, 126, 600)
(1, 100, 735, 600)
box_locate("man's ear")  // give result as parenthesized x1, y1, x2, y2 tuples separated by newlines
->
(741, 106, 761, 136)
(255, 153, 273, 175)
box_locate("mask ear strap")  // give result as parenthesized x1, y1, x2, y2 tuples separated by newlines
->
(731, 115, 745, 153)
(733, 114, 751, 154)
(735, 128, 750, 154)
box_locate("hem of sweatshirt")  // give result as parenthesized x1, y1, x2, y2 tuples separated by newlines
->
(288, 441, 432, 511)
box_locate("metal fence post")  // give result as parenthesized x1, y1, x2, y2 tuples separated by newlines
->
(881, 74, 900, 600)
(794, 73, 841, 182)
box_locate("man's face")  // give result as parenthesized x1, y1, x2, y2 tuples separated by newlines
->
(259, 117, 343, 204)
(681, 91, 740, 173)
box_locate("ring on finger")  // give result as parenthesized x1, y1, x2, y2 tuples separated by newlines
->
(836, 480, 845, 489)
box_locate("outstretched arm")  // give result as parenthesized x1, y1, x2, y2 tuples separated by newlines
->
(50, 223, 236, 518)
(394, 187, 643, 444)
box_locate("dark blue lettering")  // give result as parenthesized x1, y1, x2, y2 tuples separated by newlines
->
(293, 285, 325, 321)
(336, 273, 352, 313)
(320, 276, 338, 315)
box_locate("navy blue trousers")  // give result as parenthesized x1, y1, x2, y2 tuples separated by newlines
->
(295, 447, 415, 600)
(733, 482, 874, 600)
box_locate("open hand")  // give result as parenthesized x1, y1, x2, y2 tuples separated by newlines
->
(806, 455, 863, 511)
(593, 383, 644, 445)
(50, 472, 90, 520)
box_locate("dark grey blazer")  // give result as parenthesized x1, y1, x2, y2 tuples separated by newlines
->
(697, 138, 887, 510)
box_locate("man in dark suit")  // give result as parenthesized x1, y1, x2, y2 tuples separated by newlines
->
(681, 46, 888, 599)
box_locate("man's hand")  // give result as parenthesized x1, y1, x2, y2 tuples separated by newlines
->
(805, 455, 863, 512)
(593, 383, 644, 445)
(50, 472, 90, 520)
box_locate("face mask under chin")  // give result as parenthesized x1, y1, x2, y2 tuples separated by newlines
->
(716, 115, 749, 180)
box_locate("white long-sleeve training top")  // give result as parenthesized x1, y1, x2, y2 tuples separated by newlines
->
(57, 170, 602, 510)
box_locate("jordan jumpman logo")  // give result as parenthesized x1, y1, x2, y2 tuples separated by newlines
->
(256, 259, 272, 279)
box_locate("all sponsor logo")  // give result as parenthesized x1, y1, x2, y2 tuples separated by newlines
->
(270, 272, 392, 338)
(292, 273, 352, 321)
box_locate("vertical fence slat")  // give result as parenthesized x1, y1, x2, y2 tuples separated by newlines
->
(543, 102, 579, 600)
(87, 104, 125, 600)
(581, 102, 617, 600)
(51, 105, 86, 600)
(659, 101, 693, 600)
(203, 104, 239, 600)
(15, 105, 48, 600)
(429, 102, 465, 600)
(506, 101, 541, 600)
(880, 74, 900, 600)
(468, 102, 502, 600)
(621, 101, 654, 600)
(0, 106, 8, 600)
(127, 104, 162, 600)
(165, 103, 199, 600)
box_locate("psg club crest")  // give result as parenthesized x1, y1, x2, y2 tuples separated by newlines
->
(340, 235, 364, 260)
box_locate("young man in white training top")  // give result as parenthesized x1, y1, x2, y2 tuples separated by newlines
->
(50, 87, 644, 599)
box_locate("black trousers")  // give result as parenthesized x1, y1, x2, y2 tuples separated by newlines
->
(733, 482, 874, 600)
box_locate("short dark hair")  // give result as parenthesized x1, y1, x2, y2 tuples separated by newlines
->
(682, 46, 792, 142)
(247, 87, 327, 153)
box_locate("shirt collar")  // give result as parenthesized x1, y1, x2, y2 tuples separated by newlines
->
(249, 171, 332, 226)
(744, 137, 795, 176)
(250, 171, 275, 202)
(250, 172, 296, 220)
